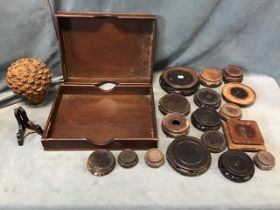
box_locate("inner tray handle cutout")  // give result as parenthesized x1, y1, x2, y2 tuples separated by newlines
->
(85, 137, 115, 146)
(97, 82, 117, 92)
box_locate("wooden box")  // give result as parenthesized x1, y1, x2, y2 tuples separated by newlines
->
(41, 12, 158, 150)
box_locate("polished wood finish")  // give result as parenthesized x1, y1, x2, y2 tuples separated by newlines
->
(159, 66, 199, 96)
(222, 65, 244, 83)
(222, 83, 256, 106)
(42, 12, 158, 150)
(199, 67, 222, 87)
(219, 103, 242, 121)
(162, 112, 190, 137)
(222, 119, 266, 151)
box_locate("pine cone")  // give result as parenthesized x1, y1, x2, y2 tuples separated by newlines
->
(6, 58, 52, 105)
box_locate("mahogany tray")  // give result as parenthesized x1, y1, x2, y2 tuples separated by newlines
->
(41, 12, 158, 150)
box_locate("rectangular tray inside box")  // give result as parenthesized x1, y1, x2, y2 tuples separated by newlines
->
(42, 85, 157, 150)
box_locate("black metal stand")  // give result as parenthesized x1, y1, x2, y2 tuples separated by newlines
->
(14, 106, 44, 146)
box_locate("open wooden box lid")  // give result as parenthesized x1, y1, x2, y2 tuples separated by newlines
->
(56, 12, 156, 85)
